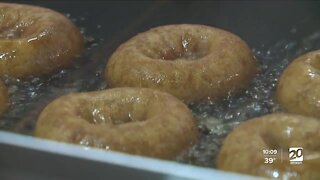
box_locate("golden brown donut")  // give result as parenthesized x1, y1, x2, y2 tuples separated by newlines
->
(277, 50, 320, 118)
(0, 3, 83, 78)
(35, 88, 198, 159)
(218, 113, 320, 180)
(0, 80, 8, 114)
(105, 24, 257, 103)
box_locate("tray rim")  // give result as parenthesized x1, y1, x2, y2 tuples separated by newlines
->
(0, 131, 262, 180)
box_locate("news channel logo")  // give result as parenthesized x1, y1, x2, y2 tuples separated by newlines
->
(289, 147, 303, 164)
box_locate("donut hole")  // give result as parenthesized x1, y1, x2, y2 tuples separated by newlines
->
(79, 97, 150, 126)
(0, 8, 34, 39)
(261, 133, 280, 149)
(0, 8, 21, 39)
(160, 37, 209, 61)
(143, 33, 210, 61)
(0, 22, 27, 39)
(0, 27, 20, 39)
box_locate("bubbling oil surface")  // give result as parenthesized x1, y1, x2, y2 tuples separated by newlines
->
(0, 14, 320, 168)
(177, 28, 320, 167)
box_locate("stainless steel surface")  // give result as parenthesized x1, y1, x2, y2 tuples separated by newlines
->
(0, 131, 261, 180)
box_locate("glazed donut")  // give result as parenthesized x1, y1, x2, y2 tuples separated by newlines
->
(105, 24, 257, 103)
(0, 3, 83, 78)
(218, 113, 320, 179)
(0, 80, 8, 114)
(35, 88, 198, 159)
(277, 50, 320, 118)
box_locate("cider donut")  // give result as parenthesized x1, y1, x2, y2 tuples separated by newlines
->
(0, 3, 83, 78)
(277, 50, 320, 118)
(0, 80, 8, 114)
(105, 24, 257, 103)
(35, 88, 198, 159)
(218, 113, 320, 179)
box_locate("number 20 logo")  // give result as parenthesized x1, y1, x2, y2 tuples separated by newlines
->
(289, 147, 303, 163)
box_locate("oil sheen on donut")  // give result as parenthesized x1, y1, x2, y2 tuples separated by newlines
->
(105, 24, 257, 103)
(277, 50, 320, 118)
(35, 88, 198, 159)
(0, 3, 83, 78)
(218, 113, 320, 180)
